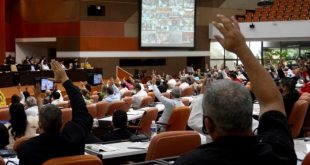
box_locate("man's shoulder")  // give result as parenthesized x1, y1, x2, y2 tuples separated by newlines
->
(175, 144, 216, 164)
(17, 136, 41, 153)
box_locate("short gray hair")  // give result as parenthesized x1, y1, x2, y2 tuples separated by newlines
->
(39, 104, 62, 134)
(203, 80, 252, 135)
(180, 77, 187, 83)
(171, 87, 181, 98)
(26, 96, 37, 107)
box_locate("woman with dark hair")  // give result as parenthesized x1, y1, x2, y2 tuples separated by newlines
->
(5, 103, 38, 149)
(100, 110, 132, 142)
(10, 94, 21, 104)
(280, 77, 300, 118)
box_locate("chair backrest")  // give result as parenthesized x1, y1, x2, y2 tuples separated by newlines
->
(91, 95, 99, 103)
(0, 108, 10, 121)
(86, 104, 97, 118)
(13, 135, 34, 151)
(166, 106, 191, 131)
(145, 131, 200, 160)
(106, 100, 126, 116)
(181, 98, 190, 106)
(119, 97, 132, 112)
(0, 156, 4, 165)
(122, 91, 132, 98)
(42, 155, 102, 165)
(147, 92, 156, 102)
(96, 101, 109, 118)
(137, 107, 158, 136)
(140, 96, 153, 108)
(302, 151, 310, 165)
(288, 99, 310, 138)
(162, 92, 171, 99)
(181, 86, 193, 97)
(56, 101, 70, 108)
(61, 108, 72, 130)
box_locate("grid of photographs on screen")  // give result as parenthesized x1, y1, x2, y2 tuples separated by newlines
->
(141, 0, 195, 48)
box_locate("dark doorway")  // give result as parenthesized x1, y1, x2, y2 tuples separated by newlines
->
(187, 57, 205, 71)
(48, 48, 57, 60)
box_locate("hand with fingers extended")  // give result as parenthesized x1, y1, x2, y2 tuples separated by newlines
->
(212, 14, 247, 54)
(151, 75, 157, 85)
(51, 60, 69, 83)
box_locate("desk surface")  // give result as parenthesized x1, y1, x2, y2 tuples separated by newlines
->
(86, 141, 149, 159)
(86, 132, 209, 160)
(98, 104, 165, 122)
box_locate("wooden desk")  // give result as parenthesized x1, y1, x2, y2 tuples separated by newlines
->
(98, 103, 165, 122)
(0, 68, 102, 87)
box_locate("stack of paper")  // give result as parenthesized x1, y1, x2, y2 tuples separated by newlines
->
(86, 144, 119, 152)
(127, 142, 149, 149)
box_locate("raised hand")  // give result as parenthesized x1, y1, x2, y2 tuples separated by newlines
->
(212, 15, 247, 54)
(151, 74, 156, 85)
(51, 60, 69, 83)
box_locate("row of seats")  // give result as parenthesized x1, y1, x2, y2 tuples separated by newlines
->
(0, 130, 201, 165)
(238, 0, 310, 22)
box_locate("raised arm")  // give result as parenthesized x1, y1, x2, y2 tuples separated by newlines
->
(33, 83, 43, 111)
(51, 61, 92, 128)
(212, 15, 285, 116)
(151, 76, 173, 105)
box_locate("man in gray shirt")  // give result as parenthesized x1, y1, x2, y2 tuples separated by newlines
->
(151, 76, 184, 125)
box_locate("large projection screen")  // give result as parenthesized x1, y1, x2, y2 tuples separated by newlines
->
(140, 0, 196, 48)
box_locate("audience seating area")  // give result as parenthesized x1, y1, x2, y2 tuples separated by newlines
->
(238, 0, 310, 22)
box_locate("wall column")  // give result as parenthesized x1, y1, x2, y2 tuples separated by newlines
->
(0, 0, 6, 64)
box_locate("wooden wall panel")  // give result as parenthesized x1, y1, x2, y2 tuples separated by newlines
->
(80, 21, 124, 37)
(80, 37, 139, 51)
(9, 22, 80, 38)
(5, 24, 15, 52)
(20, 0, 80, 23)
(80, 1, 138, 22)
(0, 0, 5, 64)
(195, 26, 210, 50)
(57, 37, 80, 51)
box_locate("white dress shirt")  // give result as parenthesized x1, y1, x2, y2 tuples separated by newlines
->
(167, 79, 177, 89)
(51, 99, 62, 105)
(179, 82, 190, 91)
(120, 87, 129, 96)
(152, 85, 183, 124)
(25, 106, 39, 116)
(188, 94, 203, 133)
(132, 90, 148, 109)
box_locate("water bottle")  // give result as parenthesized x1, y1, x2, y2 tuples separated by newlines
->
(150, 120, 157, 139)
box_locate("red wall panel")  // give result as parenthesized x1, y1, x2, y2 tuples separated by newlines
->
(80, 37, 139, 51)
(80, 21, 124, 37)
(12, 22, 80, 38)
(0, 0, 6, 64)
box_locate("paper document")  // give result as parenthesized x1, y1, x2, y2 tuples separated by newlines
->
(127, 142, 149, 149)
(86, 144, 119, 152)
